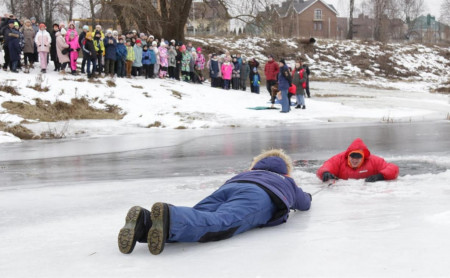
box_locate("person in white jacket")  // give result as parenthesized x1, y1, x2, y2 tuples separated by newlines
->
(34, 23, 52, 73)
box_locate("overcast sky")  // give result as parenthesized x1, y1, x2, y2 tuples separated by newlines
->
(325, 0, 444, 19)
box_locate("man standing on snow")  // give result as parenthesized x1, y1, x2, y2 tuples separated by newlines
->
(118, 149, 312, 255)
(264, 54, 279, 97)
(317, 138, 399, 182)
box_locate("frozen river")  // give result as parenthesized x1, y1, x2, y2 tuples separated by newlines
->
(1, 121, 449, 188)
(1, 122, 450, 277)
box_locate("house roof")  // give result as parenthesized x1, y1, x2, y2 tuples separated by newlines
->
(275, 0, 338, 18)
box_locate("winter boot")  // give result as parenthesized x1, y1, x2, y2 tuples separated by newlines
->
(302, 105, 306, 109)
(148, 202, 170, 255)
(118, 206, 152, 254)
(295, 104, 301, 109)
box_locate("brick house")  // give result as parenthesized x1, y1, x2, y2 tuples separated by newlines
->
(272, 0, 338, 39)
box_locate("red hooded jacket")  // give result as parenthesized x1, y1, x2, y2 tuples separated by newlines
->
(316, 138, 399, 181)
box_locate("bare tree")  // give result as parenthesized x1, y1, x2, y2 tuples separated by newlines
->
(211, 0, 278, 34)
(107, 0, 192, 41)
(373, 0, 390, 41)
(347, 0, 355, 39)
(439, 0, 450, 25)
(5, 0, 64, 25)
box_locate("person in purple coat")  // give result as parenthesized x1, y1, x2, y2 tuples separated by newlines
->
(118, 149, 312, 255)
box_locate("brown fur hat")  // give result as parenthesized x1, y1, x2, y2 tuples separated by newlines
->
(249, 149, 293, 176)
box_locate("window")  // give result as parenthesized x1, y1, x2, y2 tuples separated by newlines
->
(314, 22, 323, 31)
(314, 9, 322, 20)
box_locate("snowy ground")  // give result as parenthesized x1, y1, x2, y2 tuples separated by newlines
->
(1, 68, 449, 144)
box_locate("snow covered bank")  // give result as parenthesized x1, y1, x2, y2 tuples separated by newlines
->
(1, 37, 449, 144)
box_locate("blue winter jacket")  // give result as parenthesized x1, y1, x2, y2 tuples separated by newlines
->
(103, 37, 117, 60)
(116, 43, 127, 61)
(210, 59, 219, 78)
(224, 156, 311, 226)
(148, 49, 156, 64)
(142, 49, 151, 65)
(278, 64, 292, 91)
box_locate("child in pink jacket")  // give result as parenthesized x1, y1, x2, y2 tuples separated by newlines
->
(67, 30, 80, 74)
(221, 57, 233, 90)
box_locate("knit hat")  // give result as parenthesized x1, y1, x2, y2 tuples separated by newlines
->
(85, 32, 92, 40)
(279, 58, 286, 65)
(113, 30, 118, 36)
(60, 28, 67, 35)
(152, 41, 157, 46)
(196, 47, 202, 52)
(39, 23, 46, 29)
(8, 19, 14, 24)
(83, 25, 89, 31)
(136, 39, 142, 44)
(30, 17, 36, 21)
(106, 29, 112, 35)
(14, 21, 19, 27)
(59, 22, 65, 29)
(95, 25, 101, 29)
(160, 41, 166, 47)
(180, 45, 186, 52)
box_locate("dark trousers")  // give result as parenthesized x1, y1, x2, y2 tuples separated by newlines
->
(132, 66, 142, 76)
(104, 59, 115, 75)
(305, 79, 311, 97)
(81, 56, 88, 73)
(168, 66, 175, 78)
(143, 64, 154, 78)
(175, 62, 181, 80)
(249, 74, 255, 92)
(3, 44, 10, 69)
(223, 79, 231, 90)
(87, 59, 97, 75)
(24, 53, 34, 66)
(60, 62, 68, 71)
(211, 77, 218, 87)
(116, 59, 125, 77)
(266, 80, 277, 96)
(96, 55, 103, 73)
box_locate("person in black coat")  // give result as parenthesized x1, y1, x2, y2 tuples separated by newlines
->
(78, 25, 88, 73)
(1, 18, 16, 70)
(175, 44, 182, 81)
(302, 63, 311, 98)
(82, 32, 97, 78)
(50, 24, 60, 71)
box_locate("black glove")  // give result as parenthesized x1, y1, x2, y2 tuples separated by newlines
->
(322, 171, 338, 182)
(365, 173, 384, 182)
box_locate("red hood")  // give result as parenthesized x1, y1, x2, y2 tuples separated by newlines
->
(344, 138, 371, 159)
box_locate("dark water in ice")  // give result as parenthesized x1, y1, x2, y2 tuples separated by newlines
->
(0, 122, 449, 188)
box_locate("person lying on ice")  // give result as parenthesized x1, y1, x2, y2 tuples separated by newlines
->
(317, 138, 399, 183)
(118, 149, 312, 255)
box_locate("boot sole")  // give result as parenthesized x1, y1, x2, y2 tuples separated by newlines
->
(118, 206, 142, 254)
(148, 203, 168, 255)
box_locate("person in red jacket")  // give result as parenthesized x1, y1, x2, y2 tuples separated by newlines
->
(317, 138, 399, 182)
(264, 54, 279, 97)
